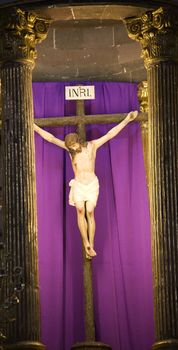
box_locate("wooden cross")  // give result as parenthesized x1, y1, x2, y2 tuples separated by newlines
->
(34, 93, 147, 347)
(0, 89, 147, 347)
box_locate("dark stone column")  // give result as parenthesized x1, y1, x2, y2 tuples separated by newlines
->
(125, 7, 178, 350)
(0, 9, 50, 349)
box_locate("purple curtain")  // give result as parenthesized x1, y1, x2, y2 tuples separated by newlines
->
(33, 82, 155, 350)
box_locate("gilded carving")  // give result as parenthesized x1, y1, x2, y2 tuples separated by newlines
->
(137, 81, 148, 113)
(137, 81, 149, 189)
(125, 7, 178, 67)
(0, 8, 50, 66)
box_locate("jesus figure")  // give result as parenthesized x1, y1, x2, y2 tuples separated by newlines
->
(34, 110, 138, 259)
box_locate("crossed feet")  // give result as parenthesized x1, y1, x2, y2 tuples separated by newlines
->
(84, 242, 97, 260)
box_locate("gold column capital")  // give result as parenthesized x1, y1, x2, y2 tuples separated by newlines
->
(125, 7, 178, 68)
(0, 8, 50, 67)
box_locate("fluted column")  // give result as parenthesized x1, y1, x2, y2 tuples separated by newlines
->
(126, 7, 178, 350)
(0, 9, 50, 349)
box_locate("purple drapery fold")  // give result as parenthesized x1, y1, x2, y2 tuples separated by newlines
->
(33, 82, 155, 350)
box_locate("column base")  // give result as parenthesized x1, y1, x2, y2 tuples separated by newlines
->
(4, 341, 45, 350)
(153, 340, 178, 350)
(71, 341, 112, 350)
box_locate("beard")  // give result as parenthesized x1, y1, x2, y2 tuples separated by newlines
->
(68, 146, 82, 158)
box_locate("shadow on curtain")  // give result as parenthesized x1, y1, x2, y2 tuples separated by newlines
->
(33, 82, 154, 350)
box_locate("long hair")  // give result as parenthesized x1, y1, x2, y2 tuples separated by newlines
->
(64, 133, 87, 158)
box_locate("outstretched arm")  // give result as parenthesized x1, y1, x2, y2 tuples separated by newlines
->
(92, 110, 138, 150)
(34, 123, 67, 150)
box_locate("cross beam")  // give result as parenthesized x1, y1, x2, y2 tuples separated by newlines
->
(34, 112, 147, 127)
(33, 105, 147, 145)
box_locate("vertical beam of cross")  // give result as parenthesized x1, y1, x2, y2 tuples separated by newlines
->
(76, 100, 86, 142)
(75, 100, 95, 342)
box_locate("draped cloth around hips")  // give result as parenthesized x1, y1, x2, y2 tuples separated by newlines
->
(69, 176, 99, 207)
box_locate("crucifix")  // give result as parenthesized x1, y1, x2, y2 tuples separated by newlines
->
(34, 85, 147, 350)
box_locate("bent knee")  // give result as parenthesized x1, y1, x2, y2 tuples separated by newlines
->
(76, 205, 85, 215)
(86, 204, 95, 217)
(86, 210, 94, 218)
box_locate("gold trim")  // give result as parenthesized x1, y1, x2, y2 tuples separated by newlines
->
(137, 81, 148, 113)
(153, 339, 178, 350)
(5, 342, 45, 350)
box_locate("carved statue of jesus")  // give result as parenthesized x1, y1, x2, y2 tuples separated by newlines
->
(34, 110, 138, 259)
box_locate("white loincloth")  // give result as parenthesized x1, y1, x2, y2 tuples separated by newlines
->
(69, 176, 99, 207)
